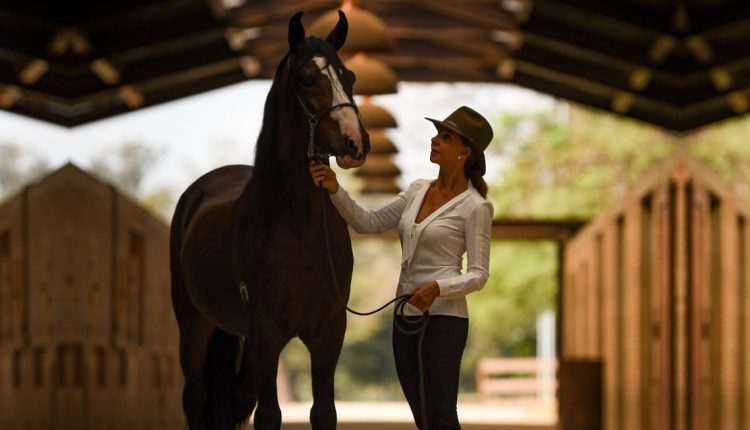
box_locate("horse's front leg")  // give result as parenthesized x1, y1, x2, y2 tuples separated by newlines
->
(177, 317, 215, 430)
(249, 329, 285, 430)
(302, 312, 346, 430)
(234, 337, 257, 426)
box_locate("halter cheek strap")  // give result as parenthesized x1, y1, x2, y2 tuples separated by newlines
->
(297, 93, 358, 161)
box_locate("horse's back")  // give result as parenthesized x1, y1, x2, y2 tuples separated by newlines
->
(173, 164, 252, 237)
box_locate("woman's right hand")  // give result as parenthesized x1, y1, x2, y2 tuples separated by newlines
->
(309, 160, 339, 194)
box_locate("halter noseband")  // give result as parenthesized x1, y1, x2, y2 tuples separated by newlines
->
(298, 95, 357, 161)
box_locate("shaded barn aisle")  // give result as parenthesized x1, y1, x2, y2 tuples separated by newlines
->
(0, 164, 182, 430)
(563, 151, 750, 430)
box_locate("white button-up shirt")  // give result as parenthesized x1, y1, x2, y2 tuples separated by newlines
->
(330, 179, 493, 317)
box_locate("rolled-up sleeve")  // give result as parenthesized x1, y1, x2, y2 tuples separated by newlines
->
(435, 200, 493, 298)
(329, 185, 408, 234)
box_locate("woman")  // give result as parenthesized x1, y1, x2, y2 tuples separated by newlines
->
(310, 106, 493, 429)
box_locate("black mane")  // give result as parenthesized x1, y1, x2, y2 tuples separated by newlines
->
(233, 37, 343, 251)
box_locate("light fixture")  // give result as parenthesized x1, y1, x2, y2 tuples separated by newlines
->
(629, 67, 652, 91)
(0, 85, 21, 109)
(490, 30, 523, 50)
(48, 27, 91, 56)
(20, 59, 49, 85)
(727, 91, 749, 114)
(358, 100, 397, 128)
(225, 27, 262, 51)
(686, 36, 713, 64)
(308, 4, 394, 53)
(496, 59, 516, 80)
(239, 56, 262, 78)
(611, 91, 635, 114)
(118, 86, 145, 109)
(709, 68, 732, 91)
(344, 54, 397, 95)
(648, 36, 676, 65)
(91, 59, 121, 85)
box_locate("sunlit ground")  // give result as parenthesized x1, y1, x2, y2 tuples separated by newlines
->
(246, 400, 557, 430)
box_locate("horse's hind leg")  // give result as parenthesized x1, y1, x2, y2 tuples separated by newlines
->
(302, 312, 346, 430)
(178, 315, 215, 430)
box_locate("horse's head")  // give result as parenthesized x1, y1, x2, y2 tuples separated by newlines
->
(287, 11, 370, 169)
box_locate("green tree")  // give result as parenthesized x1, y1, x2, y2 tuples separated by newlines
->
(488, 106, 676, 218)
(686, 114, 750, 205)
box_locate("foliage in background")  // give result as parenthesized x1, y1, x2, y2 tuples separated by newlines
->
(0, 142, 50, 200)
(686, 115, 750, 205)
(462, 241, 558, 390)
(488, 106, 676, 219)
(88, 141, 176, 220)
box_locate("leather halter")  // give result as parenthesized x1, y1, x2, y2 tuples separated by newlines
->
(296, 61, 358, 161)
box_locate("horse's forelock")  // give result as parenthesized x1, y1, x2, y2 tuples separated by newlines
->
(288, 37, 344, 79)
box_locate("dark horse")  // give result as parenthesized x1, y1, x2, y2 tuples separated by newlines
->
(170, 11, 370, 430)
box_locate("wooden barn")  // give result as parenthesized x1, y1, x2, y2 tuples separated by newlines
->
(562, 151, 750, 430)
(0, 164, 181, 430)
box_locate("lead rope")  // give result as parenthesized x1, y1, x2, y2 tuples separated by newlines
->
(317, 186, 430, 430)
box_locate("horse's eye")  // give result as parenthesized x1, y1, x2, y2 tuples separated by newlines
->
(300, 76, 316, 87)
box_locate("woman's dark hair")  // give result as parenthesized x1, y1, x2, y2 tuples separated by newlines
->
(460, 136, 488, 198)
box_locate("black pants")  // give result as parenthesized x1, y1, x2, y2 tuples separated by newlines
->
(392, 314, 469, 430)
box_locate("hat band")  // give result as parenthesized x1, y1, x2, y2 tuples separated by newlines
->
(441, 119, 476, 144)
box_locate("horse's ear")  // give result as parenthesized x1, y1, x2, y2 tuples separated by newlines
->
(288, 11, 305, 53)
(325, 10, 348, 51)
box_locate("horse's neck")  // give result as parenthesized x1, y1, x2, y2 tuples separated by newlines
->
(248, 139, 318, 218)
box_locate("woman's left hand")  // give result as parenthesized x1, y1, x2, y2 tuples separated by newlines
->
(408, 281, 440, 312)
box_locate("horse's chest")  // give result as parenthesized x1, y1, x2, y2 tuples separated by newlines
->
(261, 214, 348, 261)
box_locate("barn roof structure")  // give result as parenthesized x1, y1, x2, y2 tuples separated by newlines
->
(0, 0, 748, 130)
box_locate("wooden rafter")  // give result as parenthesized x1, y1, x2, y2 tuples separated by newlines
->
(0, 0, 749, 129)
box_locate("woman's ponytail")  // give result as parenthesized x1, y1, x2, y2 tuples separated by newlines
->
(469, 173, 488, 198)
(461, 137, 488, 198)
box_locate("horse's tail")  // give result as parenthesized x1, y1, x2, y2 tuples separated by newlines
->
(204, 328, 242, 429)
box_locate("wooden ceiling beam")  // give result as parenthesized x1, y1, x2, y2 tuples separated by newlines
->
(3, 58, 247, 127)
(79, 0, 205, 30)
(540, 0, 675, 34)
(228, 0, 337, 27)
(686, 2, 750, 33)
(532, 0, 666, 44)
(513, 60, 686, 124)
(408, 0, 516, 30)
(85, 8, 222, 59)
(523, 14, 653, 67)
(105, 29, 227, 65)
(390, 28, 509, 59)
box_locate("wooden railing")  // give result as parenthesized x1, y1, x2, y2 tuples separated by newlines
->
(476, 358, 557, 403)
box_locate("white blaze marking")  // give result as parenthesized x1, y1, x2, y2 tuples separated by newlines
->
(313, 56, 362, 156)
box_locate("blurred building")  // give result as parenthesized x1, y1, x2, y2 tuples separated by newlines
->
(562, 152, 750, 430)
(0, 164, 181, 430)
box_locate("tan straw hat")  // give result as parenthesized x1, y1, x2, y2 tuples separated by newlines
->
(425, 106, 493, 175)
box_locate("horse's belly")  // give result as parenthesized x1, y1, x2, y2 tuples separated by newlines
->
(181, 203, 243, 324)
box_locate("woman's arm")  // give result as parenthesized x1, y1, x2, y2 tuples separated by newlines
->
(435, 200, 493, 298)
(309, 160, 409, 234)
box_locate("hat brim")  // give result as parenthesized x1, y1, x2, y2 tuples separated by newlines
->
(425, 117, 486, 176)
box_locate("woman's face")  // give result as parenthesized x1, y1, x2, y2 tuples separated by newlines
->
(430, 127, 470, 166)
